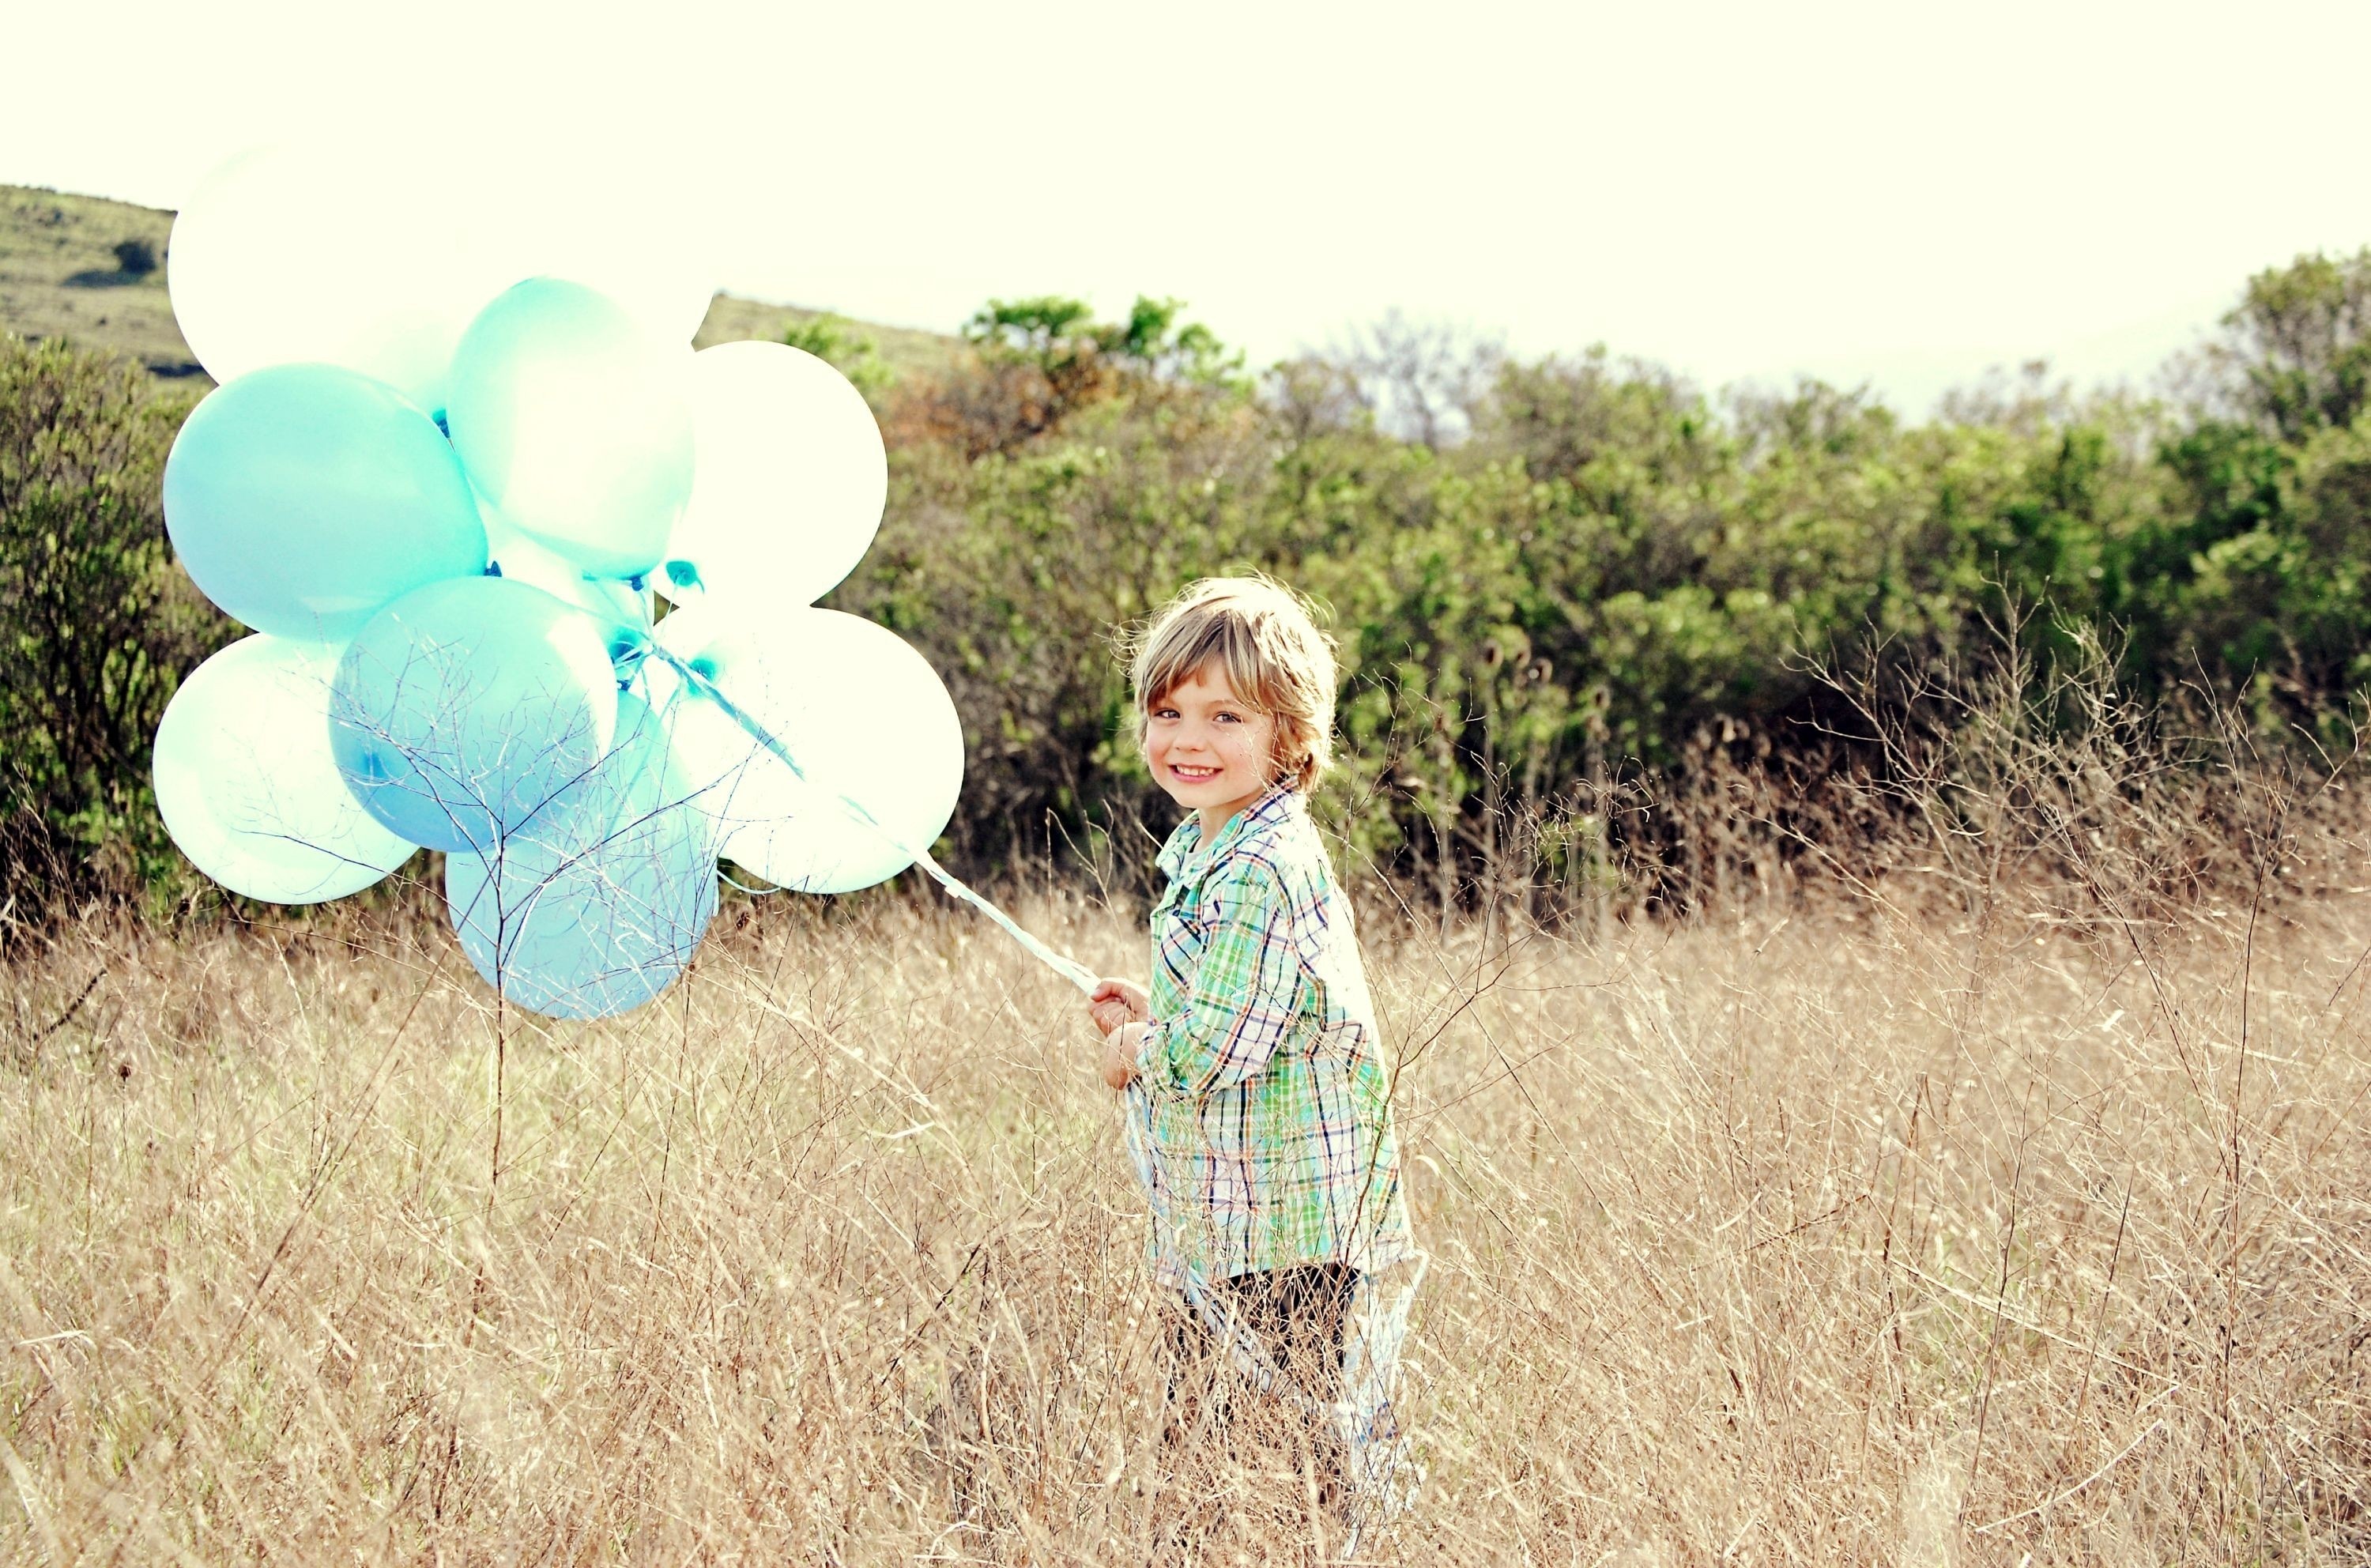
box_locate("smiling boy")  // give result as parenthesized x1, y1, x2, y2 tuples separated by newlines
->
(1086, 574, 1414, 1546)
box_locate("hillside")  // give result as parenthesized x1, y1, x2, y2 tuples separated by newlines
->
(0, 183, 967, 389)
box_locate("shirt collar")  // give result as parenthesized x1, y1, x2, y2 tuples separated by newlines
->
(1155, 782, 1300, 881)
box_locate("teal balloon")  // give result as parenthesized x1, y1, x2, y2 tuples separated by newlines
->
(444, 695, 718, 1018)
(162, 364, 487, 640)
(444, 277, 695, 579)
(329, 575, 621, 854)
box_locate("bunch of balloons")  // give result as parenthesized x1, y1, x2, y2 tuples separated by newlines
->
(152, 140, 967, 1019)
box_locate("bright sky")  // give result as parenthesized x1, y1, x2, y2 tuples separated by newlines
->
(9, 0, 2370, 417)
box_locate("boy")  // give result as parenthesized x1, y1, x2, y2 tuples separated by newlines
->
(1087, 575, 1414, 1550)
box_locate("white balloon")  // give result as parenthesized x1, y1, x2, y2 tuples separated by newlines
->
(168, 141, 517, 413)
(481, 507, 651, 631)
(650, 602, 963, 893)
(662, 342, 888, 607)
(154, 635, 417, 903)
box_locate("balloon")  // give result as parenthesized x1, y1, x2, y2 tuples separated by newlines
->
(660, 342, 888, 607)
(329, 575, 623, 854)
(445, 695, 718, 1018)
(153, 635, 417, 903)
(651, 602, 963, 893)
(445, 277, 695, 579)
(167, 141, 520, 414)
(162, 364, 488, 640)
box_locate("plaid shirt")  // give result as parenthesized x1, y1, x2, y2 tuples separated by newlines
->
(1132, 783, 1415, 1281)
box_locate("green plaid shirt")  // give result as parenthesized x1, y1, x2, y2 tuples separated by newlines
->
(1133, 783, 1414, 1280)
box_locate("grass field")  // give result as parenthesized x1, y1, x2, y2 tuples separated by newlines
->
(0, 187, 192, 377)
(0, 183, 967, 390)
(2, 843, 2365, 1562)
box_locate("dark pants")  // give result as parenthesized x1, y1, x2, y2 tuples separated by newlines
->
(1154, 1263, 1358, 1553)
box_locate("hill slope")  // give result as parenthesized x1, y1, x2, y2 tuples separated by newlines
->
(1, 183, 964, 390)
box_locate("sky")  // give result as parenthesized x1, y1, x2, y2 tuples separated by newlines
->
(9, 0, 2371, 419)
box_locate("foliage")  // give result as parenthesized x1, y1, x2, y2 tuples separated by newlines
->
(1324, 307, 1505, 450)
(0, 334, 228, 905)
(2208, 247, 2371, 442)
(964, 294, 1249, 394)
(882, 295, 1250, 462)
(839, 250, 2371, 908)
(779, 311, 892, 401)
(17, 249, 2371, 914)
(111, 237, 157, 277)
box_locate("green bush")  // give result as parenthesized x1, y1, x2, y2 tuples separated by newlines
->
(839, 260, 2371, 908)
(780, 311, 891, 401)
(1, 334, 226, 909)
(13, 251, 2371, 917)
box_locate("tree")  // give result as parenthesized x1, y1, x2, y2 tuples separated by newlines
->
(964, 294, 1247, 392)
(2208, 248, 2371, 443)
(1326, 308, 1506, 450)
(888, 295, 1248, 461)
(1261, 356, 1369, 443)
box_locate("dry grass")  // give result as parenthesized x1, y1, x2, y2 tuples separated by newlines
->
(3, 821, 2366, 1566)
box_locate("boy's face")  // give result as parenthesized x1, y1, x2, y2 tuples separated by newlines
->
(1144, 663, 1280, 834)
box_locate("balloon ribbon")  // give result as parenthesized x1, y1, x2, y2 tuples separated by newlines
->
(646, 643, 1099, 993)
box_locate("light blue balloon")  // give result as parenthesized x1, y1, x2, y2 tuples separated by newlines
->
(329, 575, 623, 854)
(162, 364, 487, 640)
(445, 277, 695, 580)
(444, 696, 719, 1019)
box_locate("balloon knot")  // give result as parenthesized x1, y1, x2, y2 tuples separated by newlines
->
(607, 625, 652, 682)
(484, 560, 503, 578)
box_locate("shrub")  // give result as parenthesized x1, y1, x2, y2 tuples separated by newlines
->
(780, 311, 891, 401)
(14, 253, 2371, 924)
(0, 334, 225, 912)
(845, 257, 2371, 914)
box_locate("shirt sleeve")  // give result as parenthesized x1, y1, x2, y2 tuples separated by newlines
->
(1134, 857, 1302, 1101)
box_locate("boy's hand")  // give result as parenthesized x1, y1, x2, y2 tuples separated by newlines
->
(1102, 1022, 1144, 1091)
(1087, 977, 1149, 1038)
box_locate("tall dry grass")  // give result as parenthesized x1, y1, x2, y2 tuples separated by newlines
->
(5, 659, 2370, 1562)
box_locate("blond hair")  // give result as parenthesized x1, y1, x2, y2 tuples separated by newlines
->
(1125, 575, 1339, 793)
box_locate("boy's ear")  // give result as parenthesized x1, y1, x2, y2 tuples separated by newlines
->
(1269, 734, 1302, 786)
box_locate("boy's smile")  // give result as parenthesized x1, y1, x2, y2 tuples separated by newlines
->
(1145, 664, 1280, 839)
